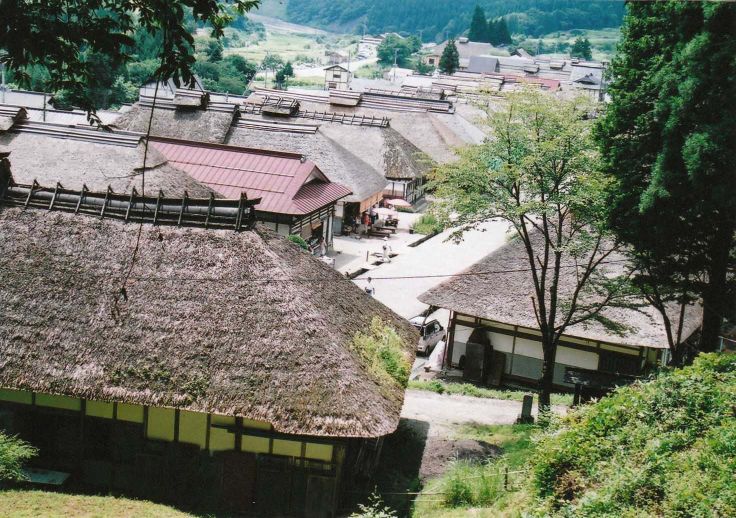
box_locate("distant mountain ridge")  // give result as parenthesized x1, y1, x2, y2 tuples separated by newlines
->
(281, 0, 625, 40)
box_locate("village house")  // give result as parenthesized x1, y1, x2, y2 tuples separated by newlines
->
(226, 119, 387, 236)
(419, 237, 700, 393)
(0, 155, 417, 516)
(423, 38, 494, 70)
(0, 106, 351, 248)
(324, 65, 352, 91)
(148, 137, 352, 246)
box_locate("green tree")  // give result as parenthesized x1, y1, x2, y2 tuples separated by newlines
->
(468, 5, 489, 43)
(224, 55, 257, 83)
(496, 18, 512, 45)
(432, 90, 628, 410)
(0, 0, 260, 114)
(570, 36, 593, 60)
(487, 19, 499, 45)
(439, 39, 460, 75)
(596, 1, 736, 360)
(206, 40, 224, 62)
(377, 34, 415, 67)
(282, 61, 295, 78)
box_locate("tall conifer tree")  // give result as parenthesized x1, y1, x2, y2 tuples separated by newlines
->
(468, 5, 489, 42)
(439, 39, 460, 75)
(597, 1, 736, 360)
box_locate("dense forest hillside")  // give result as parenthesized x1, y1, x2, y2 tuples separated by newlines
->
(285, 0, 624, 40)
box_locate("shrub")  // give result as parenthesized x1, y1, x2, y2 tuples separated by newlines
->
(411, 213, 443, 235)
(0, 432, 36, 482)
(287, 234, 309, 250)
(350, 492, 397, 518)
(444, 469, 474, 507)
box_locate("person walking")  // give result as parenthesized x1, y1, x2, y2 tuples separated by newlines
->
(382, 237, 392, 263)
(364, 277, 376, 296)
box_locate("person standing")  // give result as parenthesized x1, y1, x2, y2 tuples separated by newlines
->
(364, 277, 376, 296)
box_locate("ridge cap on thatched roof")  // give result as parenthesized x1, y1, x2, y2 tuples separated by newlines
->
(225, 124, 386, 204)
(149, 135, 306, 161)
(0, 166, 259, 231)
(419, 233, 701, 349)
(0, 199, 418, 437)
(0, 131, 218, 199)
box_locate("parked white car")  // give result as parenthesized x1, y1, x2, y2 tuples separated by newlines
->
(410, 316, 446, 355)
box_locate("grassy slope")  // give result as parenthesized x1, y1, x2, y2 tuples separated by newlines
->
(530, 353, 736, 517)
(414, 424, 537, 518)
(414, 354, 736, 517)
(0, 490, 195, 518)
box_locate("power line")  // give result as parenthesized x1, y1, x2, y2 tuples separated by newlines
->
(5, 258, 631, 286)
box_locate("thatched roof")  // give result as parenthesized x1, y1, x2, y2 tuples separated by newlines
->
(0, 204, 418, 438)
(113, 104, 236, 144)
(419, 235, 701, 349)
(318, 124, 431, 181)
(0, 132, 216, 198)
(226, 125, 386, 203)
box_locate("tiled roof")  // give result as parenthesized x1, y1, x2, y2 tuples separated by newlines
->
(149, 138, 351, 216)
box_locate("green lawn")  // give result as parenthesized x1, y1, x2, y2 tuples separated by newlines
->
(225, 30, 358, 65)
(408, 379, 573, 407)
(518, 27, 621, 61)
(0, 490, 195, 517)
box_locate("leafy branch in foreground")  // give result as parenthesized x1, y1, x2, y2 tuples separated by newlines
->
(0, 0, 260, 115)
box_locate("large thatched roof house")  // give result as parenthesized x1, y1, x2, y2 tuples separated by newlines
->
(419, 236, 700, 393)
(0, 155, 417, 515)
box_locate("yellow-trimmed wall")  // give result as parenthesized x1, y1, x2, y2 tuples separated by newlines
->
(0, 390, 337, 462)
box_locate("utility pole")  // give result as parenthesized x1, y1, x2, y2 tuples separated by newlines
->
(418, 29, 424, 43)
(393, 48, 398, 83)
(0, 62, 5, 104)
(347, 51, 352, 89)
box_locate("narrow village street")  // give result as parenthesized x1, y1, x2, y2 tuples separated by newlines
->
(345, 218, 511, 320)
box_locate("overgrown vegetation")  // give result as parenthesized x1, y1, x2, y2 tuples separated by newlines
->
(0, 432, 36, 482)
(414, 355, 736, 516)
(414, 424, 536, 517)
(530, 353, 736, 516)
(287, 234, 310, 250)
(408, 380, 573, 407)
(351, 318, 412, 388)
(410, 214, 443, 236)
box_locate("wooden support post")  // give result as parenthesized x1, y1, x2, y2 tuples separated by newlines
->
(125, 187, 137, 221)
(519, 394, 534, 424)
(100, 186, 112, 219)
(75, 184, 88, 213)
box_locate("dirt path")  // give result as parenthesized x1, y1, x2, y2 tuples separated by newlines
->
(401, 389, 539, 437)
(398, 389, 567, 479)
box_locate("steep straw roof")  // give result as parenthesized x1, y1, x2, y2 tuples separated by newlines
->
(318, 124, 431, 181)
(113, 104, 236, 144)
(0, 203, 417, 438)
(0, 132, 216, 198)
(419, 235, 701, 349)
(226, 124, 387, 203)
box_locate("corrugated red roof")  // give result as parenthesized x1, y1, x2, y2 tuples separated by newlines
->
(150, 137, 351, 215)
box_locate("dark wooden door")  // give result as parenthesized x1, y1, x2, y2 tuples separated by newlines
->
(221, 451, 257, 513)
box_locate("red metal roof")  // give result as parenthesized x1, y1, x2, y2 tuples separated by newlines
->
(150, 138, 351, 216)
